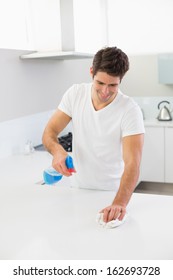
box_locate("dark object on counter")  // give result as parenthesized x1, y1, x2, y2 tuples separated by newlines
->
(35, 132, 72, 152)
(157, 100, 172, 121)
(58, 132, 72, 152)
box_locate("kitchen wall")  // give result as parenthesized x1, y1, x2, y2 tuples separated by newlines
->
(121, 54, 173, 97)
(1, 48, 173, 158)
(121, 54, 173, 120)
(0, 49, 92, 122)
(0, 48, 92, 158)
(1, 49, 173, 122)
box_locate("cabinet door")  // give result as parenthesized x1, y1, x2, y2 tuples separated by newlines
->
(140, 127, 164, 182)
(0, 0, 29, 50)
(165, 127, 173, 183)
(28, 0, 62, 51)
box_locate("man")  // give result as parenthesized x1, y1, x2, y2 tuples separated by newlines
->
(42, 47, 145, 224)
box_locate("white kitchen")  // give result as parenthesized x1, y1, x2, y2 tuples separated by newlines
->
(0, 0, 173, 277)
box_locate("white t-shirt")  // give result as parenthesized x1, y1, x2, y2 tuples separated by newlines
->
(58, 83, 145, 191)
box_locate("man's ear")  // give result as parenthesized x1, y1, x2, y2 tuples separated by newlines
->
(90, 67, 93, 78)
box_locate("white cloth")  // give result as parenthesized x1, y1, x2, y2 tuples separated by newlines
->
(96, 212, 128, 229)
(58, 83, 145, 191)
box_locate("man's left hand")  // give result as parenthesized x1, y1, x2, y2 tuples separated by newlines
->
(100, 204, 126, 223)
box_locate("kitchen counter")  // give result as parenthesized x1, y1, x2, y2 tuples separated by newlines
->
(144, 119, 173, 127)
(0, 151, 173, 260)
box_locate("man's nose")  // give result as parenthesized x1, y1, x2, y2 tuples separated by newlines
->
(102, 85, 109, 93)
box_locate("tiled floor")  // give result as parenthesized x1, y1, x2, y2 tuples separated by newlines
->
(135, 181, 173, 196)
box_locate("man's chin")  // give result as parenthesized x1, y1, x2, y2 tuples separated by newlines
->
(99, 95, 111, 102)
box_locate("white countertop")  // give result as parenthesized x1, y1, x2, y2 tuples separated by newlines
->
(0, 151, 173, 260)
(144, 119, 173, 127)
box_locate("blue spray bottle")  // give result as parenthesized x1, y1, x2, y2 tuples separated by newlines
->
(43, 155, 75, 185)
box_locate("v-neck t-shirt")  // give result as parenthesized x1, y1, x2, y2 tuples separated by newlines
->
(58, 83, 145, 191)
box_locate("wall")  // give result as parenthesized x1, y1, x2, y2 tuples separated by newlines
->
(120, 54, 173, 119)
(1, 48, 173, 158)
(0, 49, 92, 122)
(120, 54, 173, 97)
(0, 110, 54, 158)
(0, 48, 92, 158)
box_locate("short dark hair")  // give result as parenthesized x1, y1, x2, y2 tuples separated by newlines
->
(92, 47, 129, 80)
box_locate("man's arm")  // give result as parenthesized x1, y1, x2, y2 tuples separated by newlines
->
(101, 133, 144, 222)
(42, 109, 73, 176)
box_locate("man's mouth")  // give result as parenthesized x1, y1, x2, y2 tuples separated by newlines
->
(100, 92, 111, 99)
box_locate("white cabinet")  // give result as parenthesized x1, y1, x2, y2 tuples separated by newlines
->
(141, 125, 173, 183)
(26, 0, 62, 51)
(0, 0, 62, 51)
(165, 127, 173, 182)
(73, 0, 108, 53)
(158, 54, 173, 85)
(0, 0, 29, 50)
(140, 127, 164, 182)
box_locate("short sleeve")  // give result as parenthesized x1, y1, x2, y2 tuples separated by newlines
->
(58, 85, 76, 117)
(121, 105, 145, 137)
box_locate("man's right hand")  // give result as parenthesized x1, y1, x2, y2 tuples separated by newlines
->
(52, 151, 76, 177)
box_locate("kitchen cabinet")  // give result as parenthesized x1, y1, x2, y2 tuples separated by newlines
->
(140, 126, 164, 182)
(158, 54, 173, 84)
(0, 0, 61, 51)
(140, 123, 173, 183)
(0, 0, 29, 50)
(26, 0, 62, 51)
(165, 127, 173, 182)
(20, 0, 94, 60)
(73, 0, 107, 53)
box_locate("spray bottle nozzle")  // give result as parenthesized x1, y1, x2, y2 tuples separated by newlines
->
(65, 155, 75, 172)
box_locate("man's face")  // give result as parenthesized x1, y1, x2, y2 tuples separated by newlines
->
(91, 69, 120, 104)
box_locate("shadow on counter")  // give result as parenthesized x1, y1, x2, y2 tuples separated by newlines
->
(135, 181, 173, 196)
